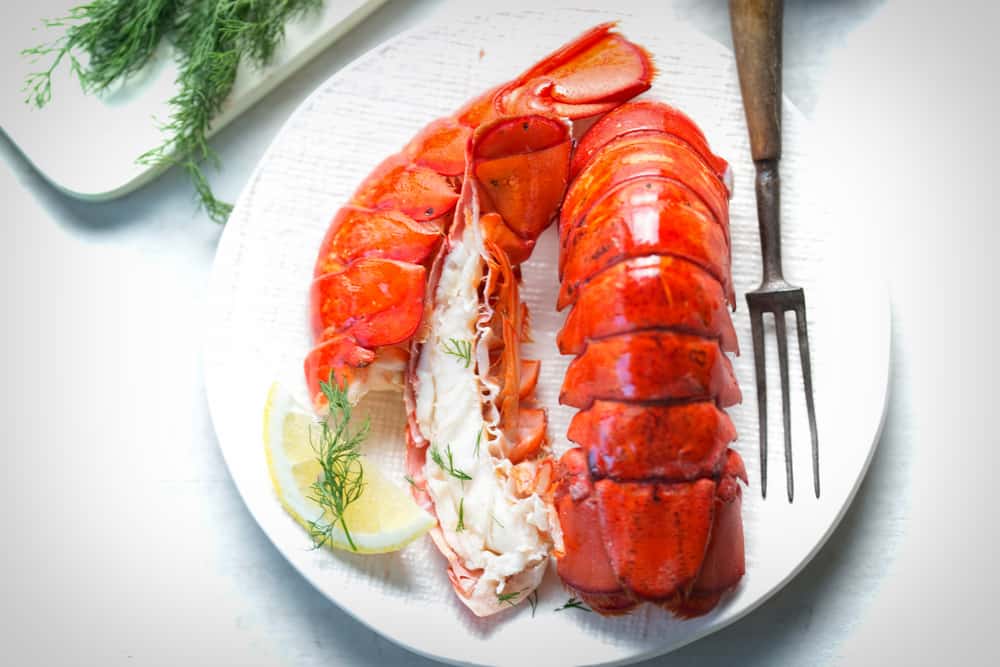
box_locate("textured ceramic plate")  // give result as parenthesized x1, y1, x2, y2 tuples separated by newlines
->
(204, 8, 890, 666)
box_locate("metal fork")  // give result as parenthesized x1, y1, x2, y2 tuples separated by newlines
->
(730, 0, 819, 501)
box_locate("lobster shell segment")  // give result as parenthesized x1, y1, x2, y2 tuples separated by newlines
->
(557, 177, 733, 309)
(310, 258, 426, 346)
(552, 101, 745, 618)
(351, 155, 460, 222)
(474, 115, 572, 242)
(404, 118, 473, 177)
(557, 255, 738, 356)
(596, 478, 717, 601)
(570, 100, 731, 183)
(569, 401, 737, 481)
(560, 134, 731, 250)
(559, 330, 742, 411)
(314, 205, 443, 277)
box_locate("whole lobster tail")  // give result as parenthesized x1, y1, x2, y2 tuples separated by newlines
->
(305, 24, 653, 409)
(553, 101, 746, 617)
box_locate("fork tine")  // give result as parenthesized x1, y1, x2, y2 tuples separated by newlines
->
(795, 304, 820, 498)
(748, 306, 768, 499)
(774, 311, 794, 503)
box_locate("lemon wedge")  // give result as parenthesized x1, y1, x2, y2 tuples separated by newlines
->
(263, 382, 435, 553)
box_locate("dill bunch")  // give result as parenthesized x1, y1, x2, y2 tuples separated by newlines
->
(23, 0, 323, 223)
(307, 374, 370, 552)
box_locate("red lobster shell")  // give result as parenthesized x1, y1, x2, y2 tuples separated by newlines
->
(553, 101, 747, 617)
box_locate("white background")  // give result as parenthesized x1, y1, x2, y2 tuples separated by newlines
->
(1, 1, 996, 665)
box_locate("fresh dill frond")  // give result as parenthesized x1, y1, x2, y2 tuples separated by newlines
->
(441, 338, 472, 368)
(527, 590, 538, 617)
(497, 590, 521, 607)
(554, 597, 592, 613)
(22, 0, 178, 107)
(456, 497, 465, 532)
(473, 429, 482, 457)
(24, 0, 322, 223)
(139, 0, 322, 222)
(306, 372, 370, 552)
(404, 475, 416, 487)
(430, 444, 472, 481)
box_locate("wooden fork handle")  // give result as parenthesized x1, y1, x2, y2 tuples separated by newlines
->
(730, 0, 783, 163)
(731, 0, 786, 285)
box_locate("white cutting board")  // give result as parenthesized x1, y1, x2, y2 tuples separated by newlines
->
(0, 0, 386, 200)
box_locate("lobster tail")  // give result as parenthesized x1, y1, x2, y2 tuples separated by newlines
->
(404, 113, 575, 617)
(553, 101, 746, 617)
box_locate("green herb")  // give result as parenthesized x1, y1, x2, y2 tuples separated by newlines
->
(430, 444, 472, 481)
(404, 475, 416, 487)
(22, 0, 178, 107)
(554, 597, 592, 613)
(23, 0, 322, 224)
(456, 497, 465, 532)
(473, 429, 483, 457)
(306, 372, 369, 552)
(527, 590, 538, 617)
(442, 338, 472, 368)
(490, 513, 504, 528)
(497, 590, 521, 607)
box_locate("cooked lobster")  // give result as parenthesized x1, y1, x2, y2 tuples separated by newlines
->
(305, 23, 652, 409)
(553, 101, 748, 617)
(305, 25, 653, 617)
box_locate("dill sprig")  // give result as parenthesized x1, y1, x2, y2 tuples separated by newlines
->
(527, 590, 538, 617)
(442, 338, 473, 368)
(456, 497, 465, 532)
(306, 373, 369, 552)
(23, 0, 322, 224)
(473, 429, 483, 457)
(430, 444, 472, 481)
(497, 590, 521, 607)
(555, 597, 592, 613)
(139, 0, 322, 222)
(22, 0, 178, 107)
(404, 475, 416, 487)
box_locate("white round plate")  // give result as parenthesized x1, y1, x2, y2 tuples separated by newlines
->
(205, 7, 890, 667)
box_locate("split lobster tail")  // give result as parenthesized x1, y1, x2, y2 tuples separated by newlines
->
(553, 101, 747, 617)
(403, 112, 569, 617)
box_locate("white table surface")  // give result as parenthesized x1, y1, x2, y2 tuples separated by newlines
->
(2, 1, 997, 665)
